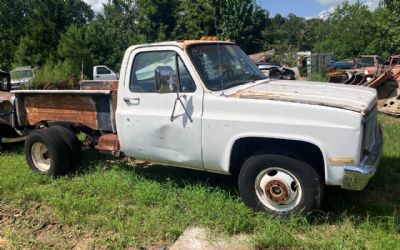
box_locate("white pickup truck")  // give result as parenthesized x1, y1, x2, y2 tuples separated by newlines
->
(12, 40, 383, 215)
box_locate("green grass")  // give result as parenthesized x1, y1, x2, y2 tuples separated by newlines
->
(1, 115, 399, 249)
(306, 73, 328, 82)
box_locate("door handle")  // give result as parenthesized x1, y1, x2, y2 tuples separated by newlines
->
(123, 97, 140, 105)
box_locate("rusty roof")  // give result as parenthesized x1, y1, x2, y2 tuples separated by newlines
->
(177, 40, 234, 49)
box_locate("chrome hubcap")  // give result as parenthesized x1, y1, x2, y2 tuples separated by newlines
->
(31, 142, 51, 172)
(255, 168, 302, 212)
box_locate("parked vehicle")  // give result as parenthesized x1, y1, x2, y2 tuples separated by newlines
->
(0, 70, 24, 151)
(356, 55, 387, 67)
(11, 40, 383, 215)
(256, 63, 296, 80)
(328, 60, 354, 70)
(10, 66, 34, 89)
(93, 65, 118, 80)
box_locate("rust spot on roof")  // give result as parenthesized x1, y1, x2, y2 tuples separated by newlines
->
(178, 40, 234, 50)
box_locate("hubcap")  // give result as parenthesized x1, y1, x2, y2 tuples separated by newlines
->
(255, 168, 302, 212)
(31, 142, 51, 172)
(265, 180, 290, 203)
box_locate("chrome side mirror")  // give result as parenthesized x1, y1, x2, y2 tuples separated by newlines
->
(155, 66, 176, 93)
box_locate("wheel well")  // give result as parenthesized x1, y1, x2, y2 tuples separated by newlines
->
(229, 137, 325, 179)
(0, 124, 19, 138)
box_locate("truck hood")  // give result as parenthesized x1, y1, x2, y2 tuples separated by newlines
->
(228, 80, 377, 115)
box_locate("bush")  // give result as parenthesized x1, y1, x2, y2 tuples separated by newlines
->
(32, 60, 80, 89)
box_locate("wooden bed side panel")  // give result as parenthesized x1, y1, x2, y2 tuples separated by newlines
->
(20, 94, 109, 130)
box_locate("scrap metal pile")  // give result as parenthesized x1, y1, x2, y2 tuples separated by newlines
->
(327, 55, 400, 116)
(249, 51, 297, 80)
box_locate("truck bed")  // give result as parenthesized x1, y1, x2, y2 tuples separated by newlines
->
(12, 90, 117, 132)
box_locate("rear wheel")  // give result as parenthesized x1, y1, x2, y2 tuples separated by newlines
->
(238, 154, 323, 216)
(25, 129, 70, 177)
(49, 125, 82, 170)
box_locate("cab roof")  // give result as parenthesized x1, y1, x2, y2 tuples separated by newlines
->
(128, 40, 235, 51)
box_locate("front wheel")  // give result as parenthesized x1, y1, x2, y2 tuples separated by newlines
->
(238, 154, 323, 216)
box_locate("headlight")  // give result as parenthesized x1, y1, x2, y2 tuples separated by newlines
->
(0, 100, 13, 115)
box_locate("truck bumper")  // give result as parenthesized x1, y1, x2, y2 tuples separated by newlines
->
(341, 126, 383, 191)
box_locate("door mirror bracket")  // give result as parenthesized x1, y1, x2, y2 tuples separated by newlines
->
(154, 55, 193, 123)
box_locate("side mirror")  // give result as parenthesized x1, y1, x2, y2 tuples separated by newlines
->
(155, 66, 176, 93)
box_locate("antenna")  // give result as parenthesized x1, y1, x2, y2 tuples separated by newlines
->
(214, 0, 225, 95)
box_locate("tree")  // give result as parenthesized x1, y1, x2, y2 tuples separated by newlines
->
(313, 0, 375, 59)
(371, 0, 400, 55)
(13, 0, 93, 67)
(0, 0, 28, 70)
(173, 0, 216, 40)
(57, 25, 91, 76)
(88, 0, 142, 71)
(136, 0, 179, 42)
(218, 0, 257, 52)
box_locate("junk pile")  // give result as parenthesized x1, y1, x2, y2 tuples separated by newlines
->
(327, 55, 400, 116)
(249, 51, 297, 80)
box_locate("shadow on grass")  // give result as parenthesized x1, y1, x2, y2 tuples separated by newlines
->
(77, 147, 239, 194)
(78, 147, 400, 219)
(0, 141, 25, 154)
(322, 155, 400, 218)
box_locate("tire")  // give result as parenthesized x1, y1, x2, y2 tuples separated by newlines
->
(238, 154, 323, 216)
(24, 129, 70, 177)
(49, 125, 82, 170)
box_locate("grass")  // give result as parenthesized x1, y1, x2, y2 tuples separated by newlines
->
(0, 115, 399, 249)
(306, 73, 328, 82)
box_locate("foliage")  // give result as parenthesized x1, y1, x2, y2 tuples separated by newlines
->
(12, 0, 93, 67)
(32, 60, 78, 89)
(58, 25, 91, 77)
(1, 0, 400, 78)
(313, 0, 375, 59)
(306, 73, 328, 82)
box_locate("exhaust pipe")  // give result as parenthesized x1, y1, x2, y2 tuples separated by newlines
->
(1, 136, 26, 143)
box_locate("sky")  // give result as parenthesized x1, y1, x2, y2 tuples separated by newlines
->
(258, 0, 379, 18)
(84, 0, 380, 18)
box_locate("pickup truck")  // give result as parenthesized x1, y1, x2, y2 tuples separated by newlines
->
(93, 65, 118, 80)
(0, 70, 25, 151)
(11, 40, 383, 215)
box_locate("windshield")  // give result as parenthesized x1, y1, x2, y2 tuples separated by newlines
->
(188, 44, 267, 91)
(11, 70, 33, 79)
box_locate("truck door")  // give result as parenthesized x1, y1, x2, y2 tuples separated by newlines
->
(94, 66, 118, 80)
(116, 47, 204, 169)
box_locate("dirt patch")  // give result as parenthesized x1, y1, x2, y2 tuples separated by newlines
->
(0, 199, 93, 249)
(170, 227, 254, 250)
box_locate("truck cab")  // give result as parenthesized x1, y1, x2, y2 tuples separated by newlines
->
(93, 65, 118, 80)
(14, 40, 383, 215)
(0, 70, 24, 150)
(10, 66, 34, 90)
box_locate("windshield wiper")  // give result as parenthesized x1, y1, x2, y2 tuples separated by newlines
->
(224, 80, 253, 90)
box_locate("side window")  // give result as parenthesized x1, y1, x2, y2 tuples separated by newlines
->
(97, 67, 111, 75)
(130, 51, 196, 93)
(0, 75, 9, 91)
